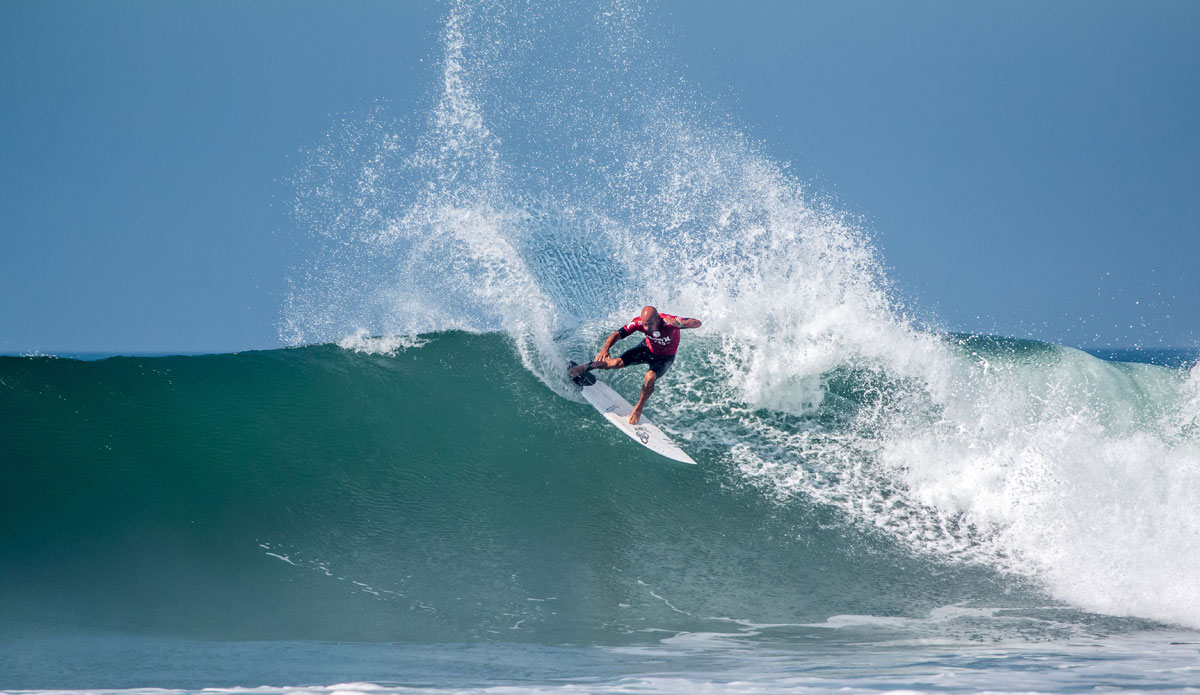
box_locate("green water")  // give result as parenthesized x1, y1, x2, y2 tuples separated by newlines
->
(2, 332, 1030, 644)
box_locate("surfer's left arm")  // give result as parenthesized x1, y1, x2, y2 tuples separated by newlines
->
(669, 316, 702, 329)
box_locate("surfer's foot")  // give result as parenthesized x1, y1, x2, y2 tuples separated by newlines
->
(568, 364, 588, 377)
(628, 409, 642, 425)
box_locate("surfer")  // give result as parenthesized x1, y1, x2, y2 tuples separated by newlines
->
(569, 306, 702, 425)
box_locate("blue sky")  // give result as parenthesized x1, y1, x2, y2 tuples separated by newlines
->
(2, 1, 1197, 353)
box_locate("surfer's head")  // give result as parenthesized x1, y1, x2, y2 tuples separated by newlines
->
(641, 305, 662, 330)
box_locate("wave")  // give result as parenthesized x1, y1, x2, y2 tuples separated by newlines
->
(0, 337, 1018, 643)
(6, 0, 1197, 647)
(1, 334, 1193, 644)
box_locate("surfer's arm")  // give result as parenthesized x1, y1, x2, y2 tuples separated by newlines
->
(596, 331, 623, 359)
(672, 317, 702, 329)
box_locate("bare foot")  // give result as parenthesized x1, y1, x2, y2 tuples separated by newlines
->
(568, 364, 587, 377)
(628, 409, 642, 425)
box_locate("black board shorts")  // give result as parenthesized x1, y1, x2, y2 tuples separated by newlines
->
(618, 343, 675, 377)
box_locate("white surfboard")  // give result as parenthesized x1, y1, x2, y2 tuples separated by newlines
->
(569, 362, 696, 465)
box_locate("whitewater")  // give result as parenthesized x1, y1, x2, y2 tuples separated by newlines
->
(5, 1, 1200, 693)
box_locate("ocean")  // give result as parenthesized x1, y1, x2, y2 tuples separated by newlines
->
(6, 1, 1200, 692)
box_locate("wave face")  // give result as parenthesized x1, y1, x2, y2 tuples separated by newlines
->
(0, 338, 1015, 644)
(1, 336, 1195, 645)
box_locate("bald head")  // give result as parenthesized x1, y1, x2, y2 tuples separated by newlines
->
(641, 305, 663, 331)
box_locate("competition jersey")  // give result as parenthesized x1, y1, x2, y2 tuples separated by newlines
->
(618, 313, 683, 356)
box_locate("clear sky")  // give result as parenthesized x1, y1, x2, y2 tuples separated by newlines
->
(2, 1, 1198, 354)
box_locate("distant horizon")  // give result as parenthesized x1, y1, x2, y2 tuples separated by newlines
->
(6, 340, 1199, 371)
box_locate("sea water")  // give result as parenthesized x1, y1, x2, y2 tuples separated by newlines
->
(4, 340, 1200, 693)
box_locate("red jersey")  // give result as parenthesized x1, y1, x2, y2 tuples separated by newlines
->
(618, 313, 683, 356)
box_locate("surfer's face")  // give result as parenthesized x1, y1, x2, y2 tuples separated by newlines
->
(641, 306, 662, 331)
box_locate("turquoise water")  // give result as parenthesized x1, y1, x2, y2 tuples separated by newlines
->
(3, 336, 1200, 692)
(0, 335, 1049, 645)
(6, 632, 1200, 692)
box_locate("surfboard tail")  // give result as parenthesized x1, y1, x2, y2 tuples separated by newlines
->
(567, 360, 597, 387)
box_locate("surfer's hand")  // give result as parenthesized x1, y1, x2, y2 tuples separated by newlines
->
(595, 350, 610, 362)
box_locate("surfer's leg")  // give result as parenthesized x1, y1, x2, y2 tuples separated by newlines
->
(628, 369, 657, 425)
(570, 356, 623, 377)
(593, 356, 626, 370)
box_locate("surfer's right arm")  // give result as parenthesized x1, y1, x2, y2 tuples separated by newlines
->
(595, 330, 623, 361)
(597, 318, 642, 360)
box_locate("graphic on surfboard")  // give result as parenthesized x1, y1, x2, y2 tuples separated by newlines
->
(568, 361, 697, 465)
